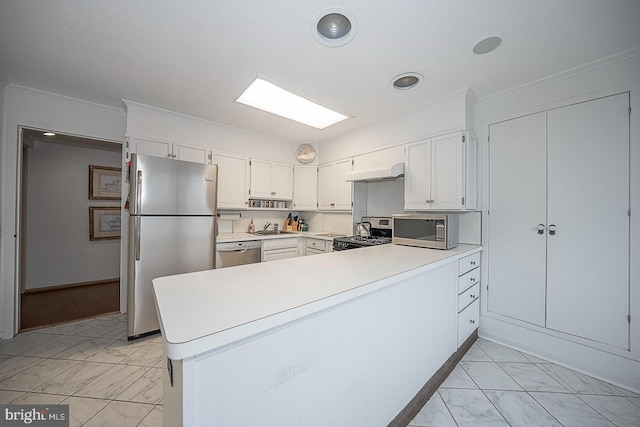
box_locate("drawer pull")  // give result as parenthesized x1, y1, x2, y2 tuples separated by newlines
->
(470, 277, 476, 282)
(471, 261, 476, 266)
(470, 294, 476, 299)
(470, 319, 476, 324)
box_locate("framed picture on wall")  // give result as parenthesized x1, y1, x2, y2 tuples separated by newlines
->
(89, 165, 122, 200)
(89, 207, 121, 240)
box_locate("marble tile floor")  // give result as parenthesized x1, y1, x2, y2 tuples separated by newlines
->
(0, 314, 162, 426)
(409, 338, 640, 427)
(1, 314, 639, 427)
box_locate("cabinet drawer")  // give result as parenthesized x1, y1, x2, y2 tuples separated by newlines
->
(458, 299, 479, 347)
(458, 252, 480, 276)
(306, 238, 325, 250)
(262, 237, 299, 251)
(306, 248, 325, 256)
(458, 268, 480, 293)
(458, 283, 480, 312)
(263, 247, 299, 262)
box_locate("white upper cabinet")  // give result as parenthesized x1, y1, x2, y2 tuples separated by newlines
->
(213, 152, 250, 210)
(132, 137, 211, 164)
(318, 159, 353, 211)
(250, 158, 293, 200)
(404, 130, 475, 211)
(293, 166, 317, 211)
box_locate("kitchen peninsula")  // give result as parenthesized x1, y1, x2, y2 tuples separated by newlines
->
(153, 243, 482, 426)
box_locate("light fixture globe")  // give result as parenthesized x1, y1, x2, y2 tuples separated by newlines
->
(317, 13, 351, 39)
(313, 7, 357, 47)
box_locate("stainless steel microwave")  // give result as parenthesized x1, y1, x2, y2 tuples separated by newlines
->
(392, 214, 459, 250)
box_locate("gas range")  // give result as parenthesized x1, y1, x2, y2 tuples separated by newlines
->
(333, 217, 392, 251)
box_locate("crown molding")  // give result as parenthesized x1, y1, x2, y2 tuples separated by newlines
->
(477, 47, 640, 105)
(6, 84, 125, 116)
(122, 99, 292, 143)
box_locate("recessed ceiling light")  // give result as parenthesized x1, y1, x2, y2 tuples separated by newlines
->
(236, 77, 349, 130)
(392, 73, 422, 90)
(43, 132, 56, 136)
(313, 7, 357, 47)
(473, 36, 502, 55)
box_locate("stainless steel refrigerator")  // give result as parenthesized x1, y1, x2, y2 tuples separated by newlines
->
(127, 153, 218, 339)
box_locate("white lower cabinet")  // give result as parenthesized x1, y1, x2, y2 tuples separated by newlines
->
(457, 252, 480, 347)
(262, 238, 300, 262)
(305, 238, 331, 255)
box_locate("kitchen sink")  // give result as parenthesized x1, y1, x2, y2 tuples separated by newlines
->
(249, 230, 297, 236)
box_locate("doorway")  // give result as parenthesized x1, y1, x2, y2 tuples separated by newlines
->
(18, 128, 123, 331)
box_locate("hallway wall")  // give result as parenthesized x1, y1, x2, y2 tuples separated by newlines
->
(24, 139, 121, 289)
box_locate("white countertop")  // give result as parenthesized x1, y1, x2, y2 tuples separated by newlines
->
(153, 243, 481, 359)
(217, 231, 345, 243)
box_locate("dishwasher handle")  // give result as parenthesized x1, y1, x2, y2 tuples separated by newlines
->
(216, 241, 262, 252)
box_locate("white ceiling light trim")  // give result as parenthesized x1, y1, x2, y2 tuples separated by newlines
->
(392, 72, 423, 90)
(473, 35, 503, 55)
(236, 77, 349, 130)
(313, 7, 358, 47)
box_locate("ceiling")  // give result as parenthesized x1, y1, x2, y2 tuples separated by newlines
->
(1, 1, 639, 143)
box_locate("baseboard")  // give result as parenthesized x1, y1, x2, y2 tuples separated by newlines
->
(20, 278, 120, 331)
(388, 330, 478, 427)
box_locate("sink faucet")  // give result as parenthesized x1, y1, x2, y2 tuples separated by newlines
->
(263, 221, 271, 230)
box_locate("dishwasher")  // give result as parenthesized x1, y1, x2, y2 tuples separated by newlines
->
(216, 240, 262, 268)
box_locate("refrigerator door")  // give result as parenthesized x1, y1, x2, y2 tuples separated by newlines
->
(127, 215, 215, 338)
(131, 153, 217, 216)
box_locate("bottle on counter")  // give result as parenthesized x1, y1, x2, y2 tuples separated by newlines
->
(248, 219, 255, 232)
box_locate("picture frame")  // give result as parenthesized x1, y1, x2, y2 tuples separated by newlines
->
(89, 207, 121, 241)
(89, 165, 122, 200)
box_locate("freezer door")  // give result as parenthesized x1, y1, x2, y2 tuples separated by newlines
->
(127, 215, 215, 338)
(130, 153, 217, 215)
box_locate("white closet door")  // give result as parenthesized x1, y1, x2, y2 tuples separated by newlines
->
(546, 93, 630, 349)
(488, 112, 548, 326)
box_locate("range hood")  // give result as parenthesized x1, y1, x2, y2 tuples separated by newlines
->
(345, 162, 405, 182)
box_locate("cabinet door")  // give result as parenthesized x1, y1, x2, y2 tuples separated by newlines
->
(404, 140, 432, 210)
(134, 138, 172, 159)
(293, 166, 317, 210)
(546, 93, 629, 349)
(431, 133, 464, 210)
(214, 153, 250, 209)
(333, 159, 353, 210)
(174, 144, 209, 164)
(272, 163, 293, 200)
(488, 112, 547, 327)
(318, 164, 335, 210)
(250, 159, 273, 199)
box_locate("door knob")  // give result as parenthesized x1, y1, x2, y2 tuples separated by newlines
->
(548, 224, 557, 236)
(537, 224, 545, 235)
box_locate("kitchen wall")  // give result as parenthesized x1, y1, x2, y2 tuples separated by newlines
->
(125, 101, 294, 163)
(475, 50, 640, 390)
(319, 88, 482, 243)
(24, 139, 121, 289)
(318, 88, 476, 163)
(0, 85, 126, 339)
